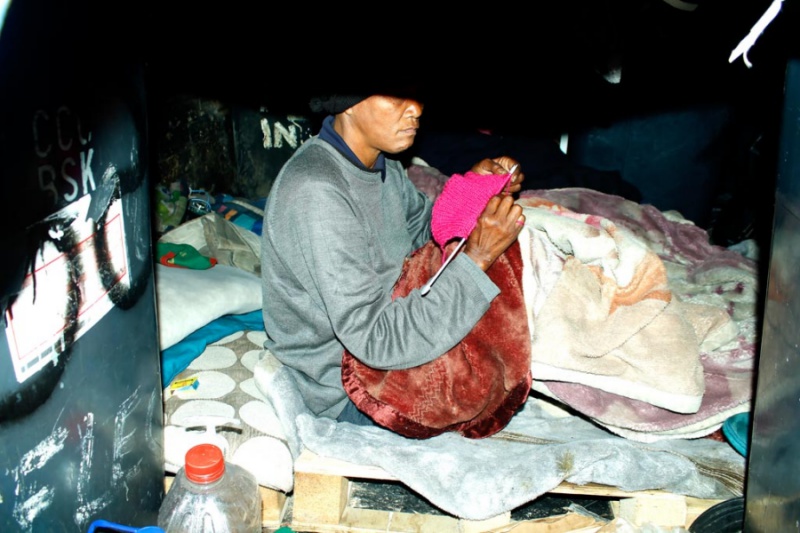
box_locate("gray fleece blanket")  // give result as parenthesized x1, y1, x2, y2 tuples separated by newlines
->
(256, 361, 745, 522)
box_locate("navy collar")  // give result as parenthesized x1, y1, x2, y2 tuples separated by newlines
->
(319, 115, 386, 181)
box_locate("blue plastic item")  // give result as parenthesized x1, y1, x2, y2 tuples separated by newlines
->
(88, 519, 164, 533)
(161, 310, 264, 387)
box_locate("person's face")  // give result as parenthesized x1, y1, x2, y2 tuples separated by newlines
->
(347, 95, 424, 155)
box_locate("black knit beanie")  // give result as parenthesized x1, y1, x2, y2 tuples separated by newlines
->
(308, 94, 369, 115)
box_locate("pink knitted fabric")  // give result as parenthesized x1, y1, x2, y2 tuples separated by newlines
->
(431, 171, 512, 251)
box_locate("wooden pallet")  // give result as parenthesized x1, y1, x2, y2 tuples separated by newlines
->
(164, 474, 289, 530)
(290, 450, 724, 533)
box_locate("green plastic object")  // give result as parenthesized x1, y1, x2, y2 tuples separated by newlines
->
(722, 412, 750, 456)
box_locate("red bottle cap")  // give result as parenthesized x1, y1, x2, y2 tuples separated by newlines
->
(184, 443, 225, 483)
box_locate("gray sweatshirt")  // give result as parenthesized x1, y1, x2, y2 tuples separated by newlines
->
(261, 137, 499, 418)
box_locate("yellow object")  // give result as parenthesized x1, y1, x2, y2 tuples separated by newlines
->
(170, 377, 198, 390)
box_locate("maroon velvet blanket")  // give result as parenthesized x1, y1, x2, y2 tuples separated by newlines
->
(342, 240, 532, 439)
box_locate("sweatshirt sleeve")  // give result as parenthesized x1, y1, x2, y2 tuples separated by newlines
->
(293, 171, 499, 371)
(396, 162, 434, 249)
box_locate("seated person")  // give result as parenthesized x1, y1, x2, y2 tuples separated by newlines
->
(260, 82, 525, 427)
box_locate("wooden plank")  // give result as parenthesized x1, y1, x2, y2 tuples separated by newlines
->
(548, 480, 701, 500)
(618, 493, 688, 528)
(291, 450, 726, 531)
(292, 505, 512, 533)
(292, 469, 350, 526)
(686, 496, 722, 528)
(260, 485, 289, 527)
(342, 507, 458, 532)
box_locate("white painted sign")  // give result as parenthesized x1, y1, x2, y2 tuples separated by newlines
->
(4, 193, 129, 383)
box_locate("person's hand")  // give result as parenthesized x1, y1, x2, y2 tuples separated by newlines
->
(470, 156, 525, 195)
(463, 194, 525, 272)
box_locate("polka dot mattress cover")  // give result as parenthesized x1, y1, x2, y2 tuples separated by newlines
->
(163, 329, 294, 493)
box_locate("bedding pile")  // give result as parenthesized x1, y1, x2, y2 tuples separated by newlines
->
(155, 169, 756, 518)
(254, 179, 753, 519)
(516, 189, 758, 442)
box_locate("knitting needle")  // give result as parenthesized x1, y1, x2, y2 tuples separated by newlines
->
(504, 164, 519, 193)
(420, 237, 467, 296)
(422, 164, 516, 296)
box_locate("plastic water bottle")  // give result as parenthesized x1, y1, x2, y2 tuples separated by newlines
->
(157, 443, 261, 532)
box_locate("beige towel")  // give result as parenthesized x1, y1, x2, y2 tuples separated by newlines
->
(518, 199, 736, 414)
